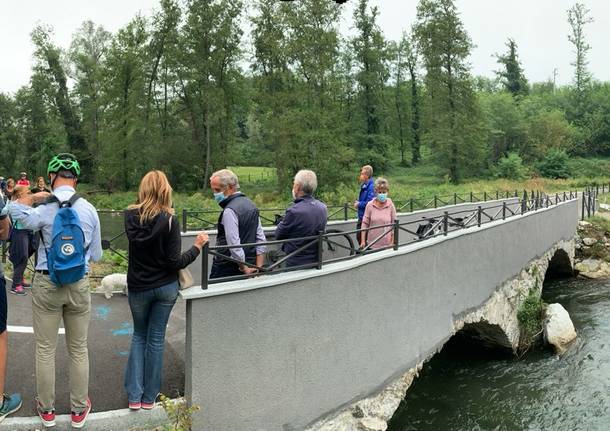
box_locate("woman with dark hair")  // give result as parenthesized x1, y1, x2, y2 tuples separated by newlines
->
(124, 170, 208, 410)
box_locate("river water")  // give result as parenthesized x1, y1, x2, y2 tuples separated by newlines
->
(388, 277, 610, 431)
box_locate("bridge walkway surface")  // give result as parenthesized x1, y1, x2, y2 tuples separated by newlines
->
(2, 289, 185, 417)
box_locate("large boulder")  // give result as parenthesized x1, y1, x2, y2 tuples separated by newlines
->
(575, 258, 601, 273)
(582, 237, 597, 246)
(544, 303, 577, 354)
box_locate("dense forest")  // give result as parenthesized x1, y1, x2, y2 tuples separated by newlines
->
(0, 0, 606, 191)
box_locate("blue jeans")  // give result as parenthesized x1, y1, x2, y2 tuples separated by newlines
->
(124, 281, 179, 403)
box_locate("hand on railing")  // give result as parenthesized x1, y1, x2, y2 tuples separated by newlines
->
(194, 232, 209, 250)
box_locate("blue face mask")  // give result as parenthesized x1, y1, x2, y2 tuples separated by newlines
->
(377, 193, 387, 202)
(213, 191, 226, 203)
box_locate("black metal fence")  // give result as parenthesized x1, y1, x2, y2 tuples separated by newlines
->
(200, 190, 581, 289)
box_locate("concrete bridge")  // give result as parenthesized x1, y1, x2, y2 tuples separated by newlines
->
(179, 193, 580, 430)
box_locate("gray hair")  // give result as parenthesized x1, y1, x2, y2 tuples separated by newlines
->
(210, 169, 240, 189)
(375, 177, 389, 190)
(294, 170, 318, 195)
(361, 165, 373, 178)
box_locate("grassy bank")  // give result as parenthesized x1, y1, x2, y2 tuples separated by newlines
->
(81, 161, 610, 213)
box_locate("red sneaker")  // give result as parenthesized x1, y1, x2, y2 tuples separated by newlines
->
(36, 400, 56, 428)
(128, 401, 141, 410)
(141, 401, 155, 410)
(71, 398, 91, 429)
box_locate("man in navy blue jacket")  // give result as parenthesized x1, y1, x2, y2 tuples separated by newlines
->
(275, 170, 327, 268)
(354, 165, 376, 243)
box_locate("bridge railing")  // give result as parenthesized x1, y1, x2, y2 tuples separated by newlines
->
(181, 188, 557, 232)
(199, 190, 582, 289)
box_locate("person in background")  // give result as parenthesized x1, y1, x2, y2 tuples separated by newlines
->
(124, 170, 208, 411)
(209, 169, 266, 279)
(31, 177, 50, 194)
(0, 178, 6, 195)
(353, 165, 376, 244)
(8, 186, 34, 296)
(16, 173, 29, 188)
(0, 184, 23, 421)
(360, 178, 397, 250)
(275, 170, 327, 268)
(4, 178, 14, 200)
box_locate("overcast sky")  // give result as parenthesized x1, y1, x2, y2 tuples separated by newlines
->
(1, 0, 609, 94)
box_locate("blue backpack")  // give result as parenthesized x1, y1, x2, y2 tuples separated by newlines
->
(43, 194, 87, 285)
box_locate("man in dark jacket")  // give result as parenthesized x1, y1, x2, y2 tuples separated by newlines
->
(354, 165, 375, 243)
(275, 170, 327, 268)
(209, 169, 266, 279)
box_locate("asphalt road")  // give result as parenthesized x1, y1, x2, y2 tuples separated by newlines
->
(4, 288, 185, 417)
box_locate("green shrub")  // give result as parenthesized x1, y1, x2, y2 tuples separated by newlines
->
(537, 150, 572, 179)
(159, 394, 200, 431)
(517, 288, 545, 353)
(493, 152, 529, 180)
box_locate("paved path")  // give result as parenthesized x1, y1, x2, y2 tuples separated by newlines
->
(4, 289, 185, 417)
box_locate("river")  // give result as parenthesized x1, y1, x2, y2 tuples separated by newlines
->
(388, 277, 610, 430)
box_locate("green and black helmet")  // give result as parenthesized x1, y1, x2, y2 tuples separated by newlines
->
(47, 153, 81, 177)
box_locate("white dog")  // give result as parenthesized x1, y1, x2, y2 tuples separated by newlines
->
(99, 273, 128, 299)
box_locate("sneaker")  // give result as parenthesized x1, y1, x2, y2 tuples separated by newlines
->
(0, 393, 22, 422)
(71, 398, 91, 429)
(10, 285, 26, 296)
(36, 399, 55, 428)
(141, 401, 155, 410)
(21, 279, 31, 288)
(128, 401, 141, 410)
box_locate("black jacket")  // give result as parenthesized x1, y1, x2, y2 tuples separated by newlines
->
(125, 209, 200, 291)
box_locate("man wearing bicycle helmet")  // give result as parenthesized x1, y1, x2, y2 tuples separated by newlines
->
(7, 153, 102, 429)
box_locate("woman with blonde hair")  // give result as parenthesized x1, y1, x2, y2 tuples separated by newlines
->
(124, 170, 208, 410)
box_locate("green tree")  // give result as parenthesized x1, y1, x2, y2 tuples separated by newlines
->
(568, 3, 593, 98)
(495, 38, 528, 97)
(69, 20, 111, 182)
(414, 0, 488, 183)
(352, 0, 391, 169)
(31, 25, 89, 178)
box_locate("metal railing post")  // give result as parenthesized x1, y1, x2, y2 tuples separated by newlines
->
(182, 209, 188, 233)
(470, 191, 473, 202)
(201, 243, 209, 290)
(409, 198, 414, 213)
(317, 231, 324, 270)
(522, 191, 527, 214)
(443, 211, 449, 236)
(477, 206, 482, 227)
(393, 219, 400, 250)
(555, 193, 558, 205)
(496, 190, 499, 200)
(582, 191, 586, 220)
(434, 195, 438, 208)
(484, 191, 487, 201)
(502, 201, 506, 220)
(343, 203, 348, 221)
(454, 193, 457, 205)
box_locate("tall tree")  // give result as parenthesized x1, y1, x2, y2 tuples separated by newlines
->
(352, 0, 390, 169)
(495, 38, 529, 98)
(69, 21, 111, 181)
(174, 0, 243, 189)
(567, 2, 594, 122)
(414, 0, 488, 183)
(31, 25, 90, 177)
(400, 31, 422, 164)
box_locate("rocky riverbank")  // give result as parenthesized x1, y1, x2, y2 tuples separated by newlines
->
(574, 219, 610, 279)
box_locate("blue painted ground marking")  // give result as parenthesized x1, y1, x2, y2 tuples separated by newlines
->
(96, 306, 110, 320)
(112, 322, 133, 336)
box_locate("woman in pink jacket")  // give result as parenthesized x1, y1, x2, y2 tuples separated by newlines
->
(360, 178, 397, 250)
